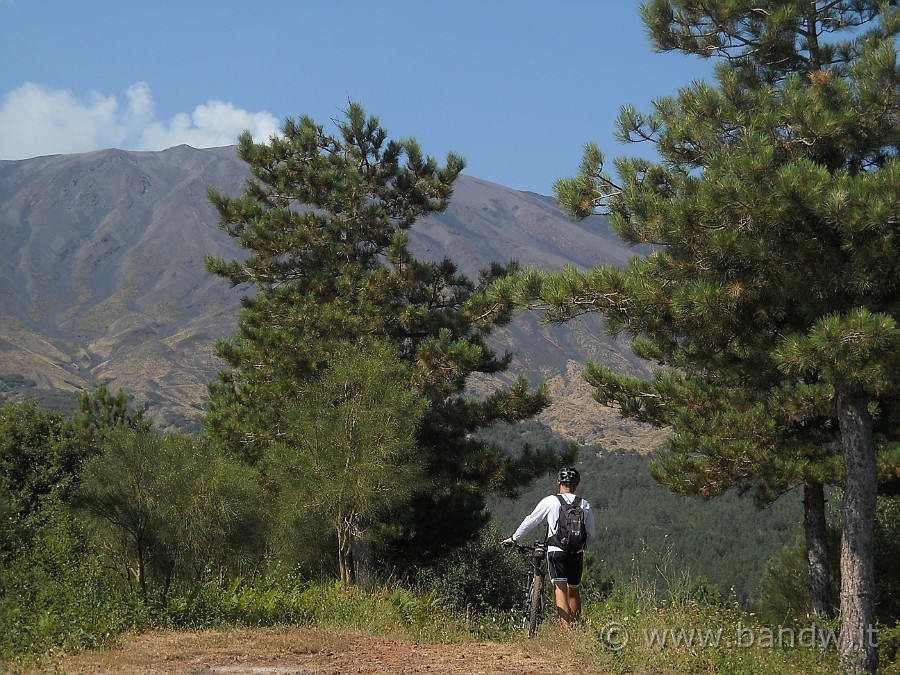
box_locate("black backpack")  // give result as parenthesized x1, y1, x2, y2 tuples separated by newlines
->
(549, 494, 586, 553)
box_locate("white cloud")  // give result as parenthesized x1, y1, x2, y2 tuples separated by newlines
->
(0, 82, 280, 160)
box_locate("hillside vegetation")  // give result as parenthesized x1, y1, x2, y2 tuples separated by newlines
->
(484, 424, 803, 604)
(3, 393, 899, 674)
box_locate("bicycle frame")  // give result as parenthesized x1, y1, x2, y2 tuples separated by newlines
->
(512, 541, 548, 637)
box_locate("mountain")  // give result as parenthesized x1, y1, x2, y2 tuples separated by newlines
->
(0, 145, 665, 449)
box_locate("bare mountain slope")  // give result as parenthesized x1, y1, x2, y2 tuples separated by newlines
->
(0, 145, 662, 448)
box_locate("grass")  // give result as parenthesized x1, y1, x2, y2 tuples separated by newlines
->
(4, 573, 898, 674)
(155, 576, 895, 673)
(572, 589, 846, 674)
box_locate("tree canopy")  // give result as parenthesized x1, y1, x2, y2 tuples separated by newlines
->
(204, 103, 560, 570)
(265, 340, 426, 584)
(492, 2, 899, 671)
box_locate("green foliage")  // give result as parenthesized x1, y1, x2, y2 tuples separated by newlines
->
(76, 427, 268, 603)
(498, 4, 900, 666)
(161, 576, 478, 642)
(0, 498, 143, 660)
(579, 589, 843, 674)
(641, 0, 894, 86)
(881, 623, 900, 668)
(70, 383, 151, 456)
(0, 398, 78, 522)
(756, 537, 819, 626)
(163, 571, 313, 628)
(203, 102, 469, 459)
(472, 419, 579, 498)
(267, 509, 342, 581)
(158, 571, 869, 673)
(265, 340, 426, 583)
(776, 309, 900, 397)
(72, 383, 150, 433)
(757, 493, 900, 626)
(490, 448, 802, 604)
(874, 495, 900, 624)
(626, 535, 725, 608)
(203, 102, 555, 570)
(387, 587, 444, 628)
(415, 525, 522, 614)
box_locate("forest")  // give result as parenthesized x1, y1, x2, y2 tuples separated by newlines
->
(2, 2, 899, 673)
(483, 421, 804, 604)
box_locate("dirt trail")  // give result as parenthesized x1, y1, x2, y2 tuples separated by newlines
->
(35, 627, 590, 674)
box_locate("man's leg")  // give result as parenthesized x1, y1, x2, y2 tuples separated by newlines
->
(569, 585, 582, 624)
(553, 581, 573, 629)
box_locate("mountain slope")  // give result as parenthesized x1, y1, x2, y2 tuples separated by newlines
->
(0, 145, 663, 448)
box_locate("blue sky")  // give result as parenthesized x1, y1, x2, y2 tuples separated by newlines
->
(0, 1, 714, 196)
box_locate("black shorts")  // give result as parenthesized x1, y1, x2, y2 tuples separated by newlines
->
(547, 550, 584, 587)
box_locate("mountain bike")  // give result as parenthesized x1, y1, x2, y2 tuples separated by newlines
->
(506, 540, 549, 637)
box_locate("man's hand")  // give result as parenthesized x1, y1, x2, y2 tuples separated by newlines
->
(501, 537, 516, 548)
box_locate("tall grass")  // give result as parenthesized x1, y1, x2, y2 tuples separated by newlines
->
(552, 538, 851, 674)
(4, 536, 897, 674)
(563, 587, 846, 674)
(160, 573, 511, 643)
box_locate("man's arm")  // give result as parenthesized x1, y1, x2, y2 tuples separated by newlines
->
(511, 496, 556, 543)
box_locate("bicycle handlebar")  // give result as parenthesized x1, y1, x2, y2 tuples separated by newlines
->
(502, 540, 548, 554)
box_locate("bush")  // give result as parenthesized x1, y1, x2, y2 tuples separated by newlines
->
(0, 398, 79, 518)
(415, 525, 522, 613)
(756, 493, 900, 626)
(0, 500, 143, 659)
(163, 571, 314, 628)
(880, 622, 900, 667)
(76, 428, 269, 604)
(755, 536, 817, 624)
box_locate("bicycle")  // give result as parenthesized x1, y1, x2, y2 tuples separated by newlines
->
(504, 540, 549, 637)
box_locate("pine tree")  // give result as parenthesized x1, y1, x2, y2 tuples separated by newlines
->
(70, 383, 151, 456)
(493, 3, 899, 671)
(573, 345, 843, 620)
(204, 103, 555, 569)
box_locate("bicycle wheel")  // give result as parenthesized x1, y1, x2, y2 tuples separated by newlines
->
(519, 574, 532, 631)
(526, 573, 542, 638)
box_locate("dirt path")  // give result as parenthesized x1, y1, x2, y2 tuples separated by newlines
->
(36, 627, 593, 674)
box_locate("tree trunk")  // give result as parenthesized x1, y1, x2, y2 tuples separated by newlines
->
(833, 381, 879, 674)
(337, 517, 354, 585)
(351, 515, 376, 589)
(803, 480, 833, 618)
(161, 553, 176, 605)
(136, 535, 148, 605)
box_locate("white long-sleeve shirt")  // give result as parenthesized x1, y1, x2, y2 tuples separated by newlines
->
(512, 492, 596, 553)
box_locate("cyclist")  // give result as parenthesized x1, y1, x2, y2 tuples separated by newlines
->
(502, 467, 596, 630)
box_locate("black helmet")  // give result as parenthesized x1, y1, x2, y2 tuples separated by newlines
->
(557, 466, 580, 487)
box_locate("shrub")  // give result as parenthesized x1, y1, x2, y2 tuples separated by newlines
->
(0, 499, 143, 659)
(76, 428, 269, 604)
(756, 494, 900, 626)
(414, 525, 521, 613)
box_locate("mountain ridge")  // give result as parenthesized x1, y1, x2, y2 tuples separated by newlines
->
(0, 145, 665, 450)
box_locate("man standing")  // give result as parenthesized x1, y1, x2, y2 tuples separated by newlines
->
(502, 467, 596, 629)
